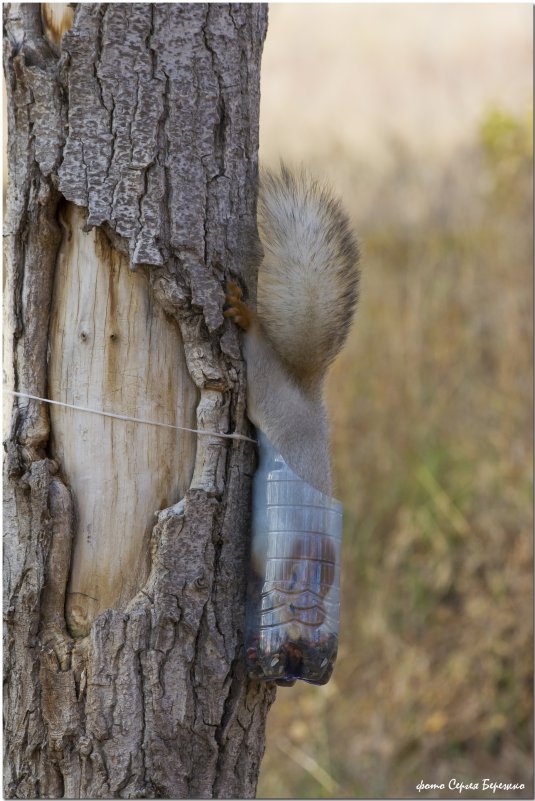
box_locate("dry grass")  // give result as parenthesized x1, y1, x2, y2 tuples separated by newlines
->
(259, 5, 532, 169)
(257, 105, 533, 798)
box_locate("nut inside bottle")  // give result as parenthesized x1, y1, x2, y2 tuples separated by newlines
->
(244, 431, 343, 686)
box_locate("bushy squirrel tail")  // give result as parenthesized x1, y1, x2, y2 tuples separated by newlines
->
(256, 165, 360, 389)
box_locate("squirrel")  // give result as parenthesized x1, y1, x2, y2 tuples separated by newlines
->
(225, 165, 360, 496)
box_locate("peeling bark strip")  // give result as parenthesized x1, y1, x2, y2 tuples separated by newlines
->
(4, 4, 273, 799)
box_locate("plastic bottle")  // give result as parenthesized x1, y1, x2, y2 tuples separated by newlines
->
(244, 431, 343, 686)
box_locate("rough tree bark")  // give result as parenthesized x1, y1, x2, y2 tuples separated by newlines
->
(3, 3, 274, 798)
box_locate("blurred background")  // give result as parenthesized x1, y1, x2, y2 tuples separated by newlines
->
(257, 5, 533, 798)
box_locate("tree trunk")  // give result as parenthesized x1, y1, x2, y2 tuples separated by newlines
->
(3, 3, 273, 798)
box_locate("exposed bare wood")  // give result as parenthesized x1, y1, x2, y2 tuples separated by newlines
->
(41, 3, 74, 53)
(48, 203, 198, 637)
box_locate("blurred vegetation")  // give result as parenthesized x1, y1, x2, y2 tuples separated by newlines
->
(257, 105, 533, 798)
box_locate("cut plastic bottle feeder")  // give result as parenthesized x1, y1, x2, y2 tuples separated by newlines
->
(244, 431, 343, 686)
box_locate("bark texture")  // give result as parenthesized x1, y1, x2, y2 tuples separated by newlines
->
(3, 4, 273, 798)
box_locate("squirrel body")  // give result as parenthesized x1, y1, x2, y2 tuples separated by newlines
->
(226, 167, 360, 495)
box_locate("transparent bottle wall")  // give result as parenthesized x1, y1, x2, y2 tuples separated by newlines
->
(244, 432, 343, 686)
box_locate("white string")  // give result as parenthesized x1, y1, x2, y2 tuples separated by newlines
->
(6, 390, 257, 444)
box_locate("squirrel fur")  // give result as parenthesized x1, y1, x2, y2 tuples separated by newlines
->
(225, 166, 360, 496)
